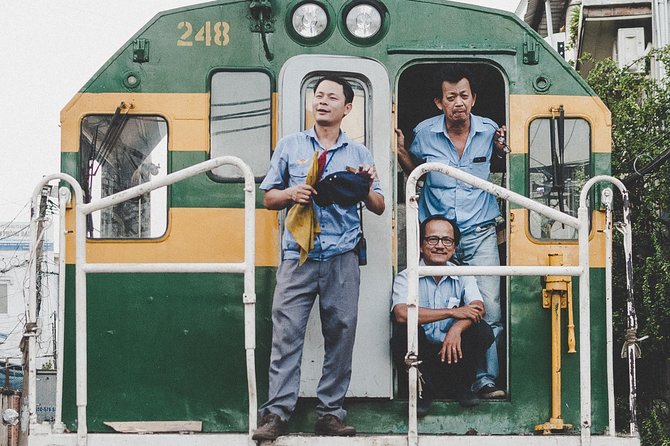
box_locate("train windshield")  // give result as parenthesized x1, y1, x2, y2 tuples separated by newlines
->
(80, 115, 168, 239)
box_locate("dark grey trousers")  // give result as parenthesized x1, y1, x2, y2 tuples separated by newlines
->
(259, 251, 360, 421)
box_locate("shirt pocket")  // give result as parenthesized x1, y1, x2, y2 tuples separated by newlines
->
(288, 159, 310, 185)
(447, 296, 461, 308)
(425, 156, 458, 189)
(464, 152, 491, 181)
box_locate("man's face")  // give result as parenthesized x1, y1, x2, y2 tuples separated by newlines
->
(312, 80, 352, 127)
(421, 219, 456, 265)
(434, 78, 476, 125)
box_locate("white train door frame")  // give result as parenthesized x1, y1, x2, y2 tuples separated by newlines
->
(278, 55, 393, 397)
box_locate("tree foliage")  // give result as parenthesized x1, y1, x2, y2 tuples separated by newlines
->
(583, 48, 670, 443)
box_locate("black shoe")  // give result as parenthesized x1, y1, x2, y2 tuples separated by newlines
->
(477, 384, 506, 399)
(458, 390, 480, 408)
(417, 396, 432, 418)
(252, 413, 288, 441)
(314, 414, 356, 436)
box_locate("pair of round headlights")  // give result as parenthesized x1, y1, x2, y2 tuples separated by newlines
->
(290, 1, 386, 44)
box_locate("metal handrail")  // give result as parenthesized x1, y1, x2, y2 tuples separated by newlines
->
(28, 157, 257, 446)
(580, 175, 638, 438)
(404, 163, 604, 446)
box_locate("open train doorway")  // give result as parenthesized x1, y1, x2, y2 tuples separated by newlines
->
(395, 62, 508, 396)
(279, 55, 394, 398)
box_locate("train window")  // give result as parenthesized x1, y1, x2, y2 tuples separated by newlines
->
(302, 77, 367, 146)
(528, 117, 591, 240)
(80, 115, 168, 239)
(210, 72, 271, 179)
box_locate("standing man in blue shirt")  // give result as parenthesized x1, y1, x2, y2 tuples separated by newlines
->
(253, 75, 385, 441)
(396, 65, 507, 399)
(391, 216, 494, 415)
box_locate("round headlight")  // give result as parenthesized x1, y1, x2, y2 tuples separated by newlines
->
(292, 3, 329, 38)
(345, 4, 382, 38)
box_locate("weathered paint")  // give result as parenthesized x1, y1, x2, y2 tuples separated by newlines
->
(63, 207, 278, 266)
(25, 433, 641, 446)
(61, 93, 210, 152)
(61, 267, 275, 432)
(508, 208, 608, 268)
(509, 94, 612, 154)
(78, 2, 593, 97)
(54, 0, 621, 440)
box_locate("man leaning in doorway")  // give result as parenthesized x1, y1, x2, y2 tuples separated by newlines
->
(396, 65, 507, 400)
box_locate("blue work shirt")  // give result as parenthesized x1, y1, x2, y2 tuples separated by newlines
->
(390, 260, 483, 344)
(409, 113, 500, 232)
(260, 128, 383, 261)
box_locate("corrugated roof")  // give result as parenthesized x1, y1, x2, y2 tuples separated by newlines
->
(525, 0, 570, 36)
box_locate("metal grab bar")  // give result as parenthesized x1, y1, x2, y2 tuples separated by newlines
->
(579, 175, 638, 438)
(28, 157, 257, 446)
(404, 165, 628, 446)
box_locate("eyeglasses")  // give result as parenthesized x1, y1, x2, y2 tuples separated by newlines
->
(423, 236, 455, 247)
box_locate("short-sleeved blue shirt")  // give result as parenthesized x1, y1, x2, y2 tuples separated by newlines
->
(260, 128, 383, 261)
(409, 113, 500, 232)
(390, 260, 483, 344)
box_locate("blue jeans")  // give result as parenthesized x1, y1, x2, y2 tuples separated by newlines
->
(454, 224, 502, 392)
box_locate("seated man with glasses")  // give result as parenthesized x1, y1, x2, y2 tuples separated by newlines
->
(391, 215, 494, 416)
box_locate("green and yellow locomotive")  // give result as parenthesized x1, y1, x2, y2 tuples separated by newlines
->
(23, 1, 640, 445)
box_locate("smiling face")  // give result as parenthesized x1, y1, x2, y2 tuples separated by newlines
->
(312, 79, 352, 128)
(434, 77, 476, 126)
(421, 219, 456, 266)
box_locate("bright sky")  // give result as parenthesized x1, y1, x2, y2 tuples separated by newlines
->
(0, 0, 520, 224)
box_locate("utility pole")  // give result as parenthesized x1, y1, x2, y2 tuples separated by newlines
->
(52, 312, 57, 369)
(34, 186, 50, 317)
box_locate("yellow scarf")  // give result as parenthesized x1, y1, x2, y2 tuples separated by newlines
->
(285, 151, 321, 265)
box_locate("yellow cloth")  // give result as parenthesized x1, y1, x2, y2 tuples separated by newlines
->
(285, 151, 321, 265)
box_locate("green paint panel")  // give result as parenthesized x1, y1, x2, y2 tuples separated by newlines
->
(61, 266, 275, 432)
(509, 153, 527, 206)
(280, 272, 609, 434)
(593, 152, 611, 175)
(170, 151, 265, 208)
(61, 151, 265, 208)
(62, 267, 609, 434)
(591, 152, 613, 208)
(508, 152, 611, 210)
(81, 1, 593, 97)
(61, 152, 80, 182)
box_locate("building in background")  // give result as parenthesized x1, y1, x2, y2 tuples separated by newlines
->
(0, 220, 58, 374)
(523, 0, 669, 79)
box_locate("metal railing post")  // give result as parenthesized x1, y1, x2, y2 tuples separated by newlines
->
(404, 165, 633, 446)
(28, 157, 257, 446)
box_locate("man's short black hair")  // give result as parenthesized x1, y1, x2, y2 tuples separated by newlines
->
(433, 65, 477, 100)
(315, 75, 355, 104)
(420, 215, 461, 246)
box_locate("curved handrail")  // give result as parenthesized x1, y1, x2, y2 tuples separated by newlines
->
(404, 163, 592, 446)
(28, 157, 257, 446)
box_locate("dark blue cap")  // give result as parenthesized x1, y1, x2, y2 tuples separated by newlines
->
(313, 171, 370, 207)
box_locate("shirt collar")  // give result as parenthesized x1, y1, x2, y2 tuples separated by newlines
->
(430, 113, 487, 138)
(305, 127, 350, 151)
(419, 258, 461, 283)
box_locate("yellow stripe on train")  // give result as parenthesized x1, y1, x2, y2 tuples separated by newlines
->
(61, 93, 210, 152)
(64, 207, 280, 266)
(509, 208, 607, 268)
(509, 94, 611, 154)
